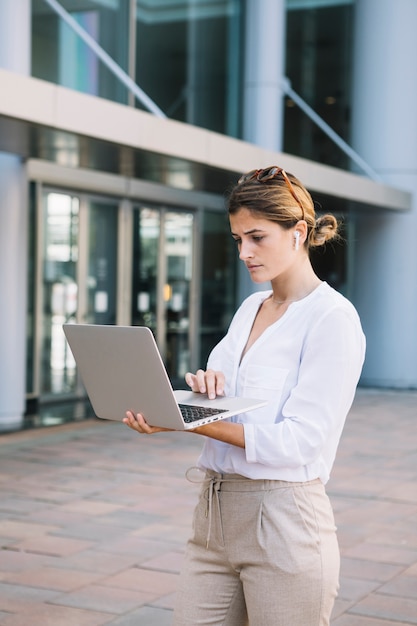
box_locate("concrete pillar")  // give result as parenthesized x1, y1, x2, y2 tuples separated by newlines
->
(0, 0, 31, 429)
(239, 0, 286, 302)
(242, 0, 286, 151)
(351, 0, 417, 387)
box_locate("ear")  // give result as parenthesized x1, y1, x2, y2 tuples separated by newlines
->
(294, 220, 308, 240)
(294, 220, 308, 248)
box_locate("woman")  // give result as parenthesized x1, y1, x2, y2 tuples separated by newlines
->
(124, 166, 366, 626)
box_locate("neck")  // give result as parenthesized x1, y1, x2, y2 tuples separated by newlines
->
(270, 277, 322, 306)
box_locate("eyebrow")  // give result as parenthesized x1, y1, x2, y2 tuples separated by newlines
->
(231, 228, 266, 237)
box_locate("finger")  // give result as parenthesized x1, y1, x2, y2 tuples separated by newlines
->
(204, 369, 219, 399)
(185, 372, 199, 392)
(194, 369, 208, 394)
(123, 410, 144, 432)
(215, 371, 225, 397)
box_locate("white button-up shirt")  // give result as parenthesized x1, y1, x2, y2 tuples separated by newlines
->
(197, 282, 366, 484)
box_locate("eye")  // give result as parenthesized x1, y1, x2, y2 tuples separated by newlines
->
(232, 237, 241, 246)
(252, 236, 264, 242)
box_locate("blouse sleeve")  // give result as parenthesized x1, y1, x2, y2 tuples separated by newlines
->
(243, 306, 366, 470)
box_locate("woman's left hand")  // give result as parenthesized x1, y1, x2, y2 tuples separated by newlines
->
(123, 410, 174, 434)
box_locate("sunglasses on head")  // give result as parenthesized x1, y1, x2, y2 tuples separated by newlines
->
(238, 166, 305, 220)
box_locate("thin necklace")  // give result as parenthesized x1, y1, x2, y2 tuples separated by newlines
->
(270, 297, 299, 305)
(270, 283, 321, 306)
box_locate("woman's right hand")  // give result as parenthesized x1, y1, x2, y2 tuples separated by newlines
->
(123, 410, 174, 434)
(185, 369, 225, 399)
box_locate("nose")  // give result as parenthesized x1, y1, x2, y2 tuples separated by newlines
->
(239, 239, 253, 260)
(239, 241, 251, 261)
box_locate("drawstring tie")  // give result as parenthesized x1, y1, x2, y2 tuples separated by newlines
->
(185, 467, 248, 549)
(186, 466, 219, 548)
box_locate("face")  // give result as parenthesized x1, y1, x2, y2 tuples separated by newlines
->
(229, 207, 298, 284)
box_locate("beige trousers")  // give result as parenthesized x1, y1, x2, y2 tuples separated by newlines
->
(174, 472, 339, 626)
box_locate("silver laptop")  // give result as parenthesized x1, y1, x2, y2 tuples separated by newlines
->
(62, 324, 266, 430)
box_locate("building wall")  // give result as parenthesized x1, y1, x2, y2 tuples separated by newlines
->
(351, 0, 417, 387)
(0, 0, 416, 431)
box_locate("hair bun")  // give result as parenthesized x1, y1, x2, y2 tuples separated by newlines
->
(311, 214, 339, 247)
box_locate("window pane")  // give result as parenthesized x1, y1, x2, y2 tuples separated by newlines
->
(135, 0, 242, 135)
(32, 0, 130, 104)
(200, 210, 236, 367)
(284, 3, 354, 168)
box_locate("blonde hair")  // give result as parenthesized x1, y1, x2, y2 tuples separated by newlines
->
(228, 169, 339, 248)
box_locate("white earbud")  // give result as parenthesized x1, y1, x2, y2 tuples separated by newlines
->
(294, 231, 300, 251)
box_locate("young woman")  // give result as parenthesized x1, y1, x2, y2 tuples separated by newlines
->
(124, 166, 366, 626)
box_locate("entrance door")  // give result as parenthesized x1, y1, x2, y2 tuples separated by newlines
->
(131, 206, 196, 385)
(39, 190, 118, 401)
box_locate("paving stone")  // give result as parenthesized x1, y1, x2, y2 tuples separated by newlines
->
(49, 584, 151, 614)
(0, 604, 113, 626)
(349, 592, 417, 624)
(1, 388, 417, 624)
(105, 605, 173, 626)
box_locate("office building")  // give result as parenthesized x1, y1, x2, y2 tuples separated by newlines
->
(0, 0, 414, 430)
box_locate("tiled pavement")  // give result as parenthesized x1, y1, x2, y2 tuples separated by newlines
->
(0, 388, 416, 625)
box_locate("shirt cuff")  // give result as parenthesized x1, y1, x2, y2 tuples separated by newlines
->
(243, 423, 257, 464)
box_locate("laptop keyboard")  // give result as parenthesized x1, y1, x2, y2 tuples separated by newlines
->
(178, 404, 227, 424)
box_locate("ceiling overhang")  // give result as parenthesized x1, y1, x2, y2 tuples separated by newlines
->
(0, 68, 412, 212)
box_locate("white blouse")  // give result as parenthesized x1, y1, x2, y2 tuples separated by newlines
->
(197, 282, 366, 484)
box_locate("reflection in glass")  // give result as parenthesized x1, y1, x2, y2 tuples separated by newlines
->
(86, 201, 118, 325)
(131, 207, 159, 331)
(200, 210, 236, 366)
(285, 3, 354, 168)
(32, 0, 130, 104)
(132, 207, 194, 382)
(165, 212, 193, 380)
(41, 192, 79, 396)
(135, 0, 242, 135)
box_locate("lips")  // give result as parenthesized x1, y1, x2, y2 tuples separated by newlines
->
(246, 264, 262, 272)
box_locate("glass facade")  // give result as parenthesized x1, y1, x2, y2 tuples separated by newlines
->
(32, 0, 243, 136)
(27, 0, 354, 409)
(284, 1, 354, 169)
(32, 0, 130, 103)
(200, 209, 237, 365)
(32, 0, 354, 164)
(135, 0, 242, 135)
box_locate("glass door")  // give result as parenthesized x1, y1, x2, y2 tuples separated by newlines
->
(39, 191, 118, 401)
(40, 192, 79, 398)
(165, 211, 194, 382)
(132, 206, 195, 385)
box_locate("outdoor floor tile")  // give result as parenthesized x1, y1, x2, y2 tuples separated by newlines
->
(349, 593, 417, 624)
(50, 549, 139, 575)
(140, 550, 184, 574)
(10, 535, 94, 557)
(105, 605, 173, 626)
(50, 584, 151, 614)
(100, 567, 178, 596)
(0, 520, 59, 540)
(340, 557, 403, 582)
(343, 542, 417, 566)
(377, 574, 417, 599)
(338, 576, 381, 602)
(333, 615, 412, 626)
(1, 388, 417, 624)
(2, 566, 103, 592)
(50, 521, 130, 542)
(0, 604, 114, 626)
(0, 582, 59, 612)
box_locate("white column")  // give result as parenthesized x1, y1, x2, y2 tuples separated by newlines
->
(242, 0, 286, 151)
(351, 0, 417, 387)
(239, 0, 286, 302)
(0, 0, 31, 429)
